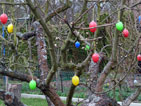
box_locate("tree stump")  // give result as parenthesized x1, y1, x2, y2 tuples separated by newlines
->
(0, 89, 26, 106)
(4, 92, 26, 106)
(8, 83, 22, 100)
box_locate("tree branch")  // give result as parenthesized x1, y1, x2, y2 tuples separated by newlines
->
(61, 32, 72, 64)
(72, 0, 89, 25)
(45, 0, 72, 22)
(66, 52, 92, 106)
(73, 3, 93, 25)
(95, 60, 113, 92)
(95, 0, 126, 93)
(0, 2, 27, 5)
(26, 1, 57, 85)
(16, 32, 36, 40)
(0, 66, 38, 83)
(34, 23, 49, 81)
(122, 88, 141, 106)
(74, 22, 116, 30)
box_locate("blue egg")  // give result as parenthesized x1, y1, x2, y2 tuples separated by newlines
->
(139, 16, 141, 23)
(75, 41, 80, 48)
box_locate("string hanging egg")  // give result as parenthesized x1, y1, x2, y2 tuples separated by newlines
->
(85, 45, 90, 51)
(72, 75, 79, 86)
(116, 21, 123, 31)
(75, 41, 80, 48)
(139, 16, 141, 23)
(122, 28, 129, 38)
(29, 80, 36, 90)
(137, 54, 141, 61)
(7, 23, 14, 33)
(89, 21, 97, 33)
(92, 53, 100, 63)
(0, 13, 8, 24)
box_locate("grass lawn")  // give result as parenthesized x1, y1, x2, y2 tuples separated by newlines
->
(0, 98, 48, 106)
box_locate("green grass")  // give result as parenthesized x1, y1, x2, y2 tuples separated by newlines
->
(0, 98, 81, 106)
(0, 98, 48, 106)
(22, 98, 48, 106)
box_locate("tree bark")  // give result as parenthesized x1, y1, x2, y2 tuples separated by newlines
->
(87, 53, 104, 93)
(95, 60, 113, 92)
(8, 84, 22, 100)
(83, 53, 105, 105)
(16, 32, 36, 40)
(46, 96, 55, 106)
(81, 53, 120, 106)
(122, 88, 141, 106)
(0, 90, 26, 106)
(35, 24, 48, 81)
(81, 95, 120, 106)
(35, 22, 54, 106)
(41, 86, 65, 106)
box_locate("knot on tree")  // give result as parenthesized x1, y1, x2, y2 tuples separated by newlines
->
(31, 21, 41, 29)
(4, 92, 14, 104)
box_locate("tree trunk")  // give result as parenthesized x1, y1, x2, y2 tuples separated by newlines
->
(81, 95, 120, 106)
(8, 84, 22, 100)
(36, 25, 48, 81)
(41, 86, 65, 106)
(86, 53, 104, 101)
(4, 92, 26, 106)
(46, 96, 55, 106)
(35, 22, 64, 106)
(0, 90, 26, 106)
(82, 53, 120, 106)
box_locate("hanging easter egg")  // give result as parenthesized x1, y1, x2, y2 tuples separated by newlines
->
(29, 80, 36, 90)
(137, 54, 141, 61)
(106, 83, 109, 86)
(139, 16, 141, 23)
(122, 28, 129, 38)
(85, 45, 90, 51)
(7, 23, 14, 33)
(0, 13, 8, 24)
(116, 21, 123, 31)
(92, 53, 99, 63)
(75, 41, 80, 48)
(89, 21, 97, 33)
(134, 80, 138, 84)
(72, 75, 79, 86)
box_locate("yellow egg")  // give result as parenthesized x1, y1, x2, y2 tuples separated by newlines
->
(72, 75, 79, 86)
(7, 23, 14, 33)
(107, 83, 109, 86)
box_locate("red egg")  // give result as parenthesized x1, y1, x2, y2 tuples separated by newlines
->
(0, 13, 8, 24)
(137, 54, 141, 61)
(92, 53, 99, 63)
(122, 28, 129, 38)
(89, 21, 97, 33)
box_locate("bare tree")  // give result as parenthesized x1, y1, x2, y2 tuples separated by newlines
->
(0, 0, 140, 106)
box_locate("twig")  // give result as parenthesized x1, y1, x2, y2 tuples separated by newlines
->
(74, 22, 116, 30)
(0, 2, 27, 5)
(73, 4, 94, 25)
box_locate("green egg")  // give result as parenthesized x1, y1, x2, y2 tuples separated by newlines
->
(116, 21, 124, 31)
(85, 45, 90, 51)
(29, 80, 36, 90)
